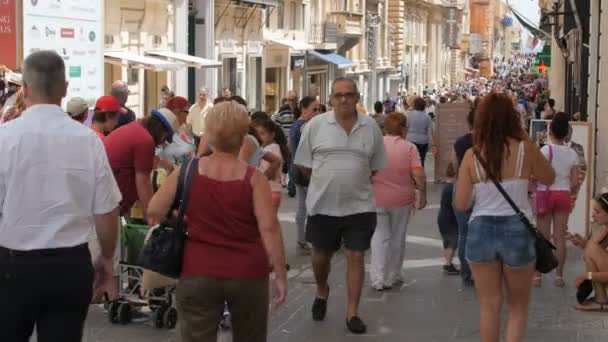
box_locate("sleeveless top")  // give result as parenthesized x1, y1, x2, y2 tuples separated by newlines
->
(471, 141, 532, 220)
(181, 165, 269, 279)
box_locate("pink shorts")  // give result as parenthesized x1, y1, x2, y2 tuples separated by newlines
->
(271, 191, 282, 209)
(534, 190, 571, 215)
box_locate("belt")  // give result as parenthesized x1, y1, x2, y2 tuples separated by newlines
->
(0, 243, 88, 258)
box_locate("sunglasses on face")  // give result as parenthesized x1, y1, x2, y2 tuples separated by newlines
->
(332, 92, 358, 101)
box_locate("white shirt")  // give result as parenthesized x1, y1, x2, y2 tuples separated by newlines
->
(0, 104, 122, 250)
(294, 111, 388, 216)
(537, 144, 578, 191)
(187, 101, 213, 137)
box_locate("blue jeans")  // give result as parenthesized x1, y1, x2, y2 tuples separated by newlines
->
(454, 208, 473, 283)
(466, 215, 536, 267)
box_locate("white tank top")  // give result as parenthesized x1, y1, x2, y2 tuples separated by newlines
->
(471, 142, 532, 220)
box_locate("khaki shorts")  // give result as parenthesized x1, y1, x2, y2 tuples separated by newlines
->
(88, 217, 122, 274)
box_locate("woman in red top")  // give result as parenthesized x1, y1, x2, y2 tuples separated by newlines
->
(148, 101, 287, 342)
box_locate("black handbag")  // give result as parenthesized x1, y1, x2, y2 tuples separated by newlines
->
(473, 149, 558, 274)
(137, 158, 199, 278)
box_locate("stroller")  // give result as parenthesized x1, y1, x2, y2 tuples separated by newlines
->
(106, 221, 178, 329)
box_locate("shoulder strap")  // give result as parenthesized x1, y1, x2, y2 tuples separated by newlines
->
(473, 148, 535, 234)
(175, 158, 199, 233)
(515, 141, 525, 178)
(548, 144, 553, 162)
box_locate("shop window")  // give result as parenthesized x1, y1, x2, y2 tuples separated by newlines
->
(222, 58, 237, 95)
(289, 2, 297, 30)
(277, 1, 284, 29)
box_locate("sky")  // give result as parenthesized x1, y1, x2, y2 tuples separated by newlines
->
(509, 0, 541, 25)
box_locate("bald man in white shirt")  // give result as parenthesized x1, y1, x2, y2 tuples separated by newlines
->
(0, 51, 122, 342)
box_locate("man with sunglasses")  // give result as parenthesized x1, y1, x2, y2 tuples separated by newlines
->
(295, 78, 387, 334)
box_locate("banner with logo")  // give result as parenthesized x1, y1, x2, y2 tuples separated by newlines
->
(0, 0, 17, 70)
(23, 0, 103, 104)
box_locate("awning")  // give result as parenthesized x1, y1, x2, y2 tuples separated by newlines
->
(510, 6, 551, 39)
(145, 50, 222, 69)
(269, 39, 314, 51)
(239, 0, 278, 6)
(307, 50, 355, 69)
(104, 51, 185, 71)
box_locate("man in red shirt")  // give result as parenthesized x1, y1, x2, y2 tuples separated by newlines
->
(105, 108, 178, 219)
(91, 96, 124, 140)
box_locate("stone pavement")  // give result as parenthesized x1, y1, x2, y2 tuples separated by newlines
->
(51, 159, 608, 342)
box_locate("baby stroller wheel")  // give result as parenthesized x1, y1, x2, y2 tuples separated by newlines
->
(163, 307, 178, 329)
(153, 305, 167, 329)
(117, 303, 132, 325)
(108, 301, 120, 324)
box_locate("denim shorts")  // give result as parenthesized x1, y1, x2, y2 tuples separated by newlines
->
(466, 215, 536, 267)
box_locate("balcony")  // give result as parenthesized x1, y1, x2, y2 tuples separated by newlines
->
(308, 22, 338, 49)
(327, 11, 364, 37)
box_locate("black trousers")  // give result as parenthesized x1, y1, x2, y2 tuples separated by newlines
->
(0, 244, 93, 342)
(414, 143, 429, 167)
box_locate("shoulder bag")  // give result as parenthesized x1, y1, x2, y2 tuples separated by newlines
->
(473, 148, 558, 274)
(138, 157, 199, 278)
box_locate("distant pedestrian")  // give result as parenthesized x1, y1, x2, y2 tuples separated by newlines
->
(437, 163, 460, 275)
(295, 78, 387, 334)
(407, 97, 435, 167)
(370, 101, 386, 133)
(110, 80, 136, 128)
(370, 113, 426, 291)
(272, 90, 299, 196)
(187, 87, 213, 148)
(0, 50, 121, 342)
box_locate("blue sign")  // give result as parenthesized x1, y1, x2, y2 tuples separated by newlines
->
(503, 16, 513, 26)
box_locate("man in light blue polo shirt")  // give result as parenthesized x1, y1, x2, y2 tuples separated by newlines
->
(295, 77, 387, 334)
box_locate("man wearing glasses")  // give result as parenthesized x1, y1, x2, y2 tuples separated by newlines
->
(187, 87, 213, 148)
(295, 78, 387, 334)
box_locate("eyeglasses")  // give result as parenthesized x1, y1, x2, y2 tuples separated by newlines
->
(312, 107, 321, 112)
(332, 92, 358, 101)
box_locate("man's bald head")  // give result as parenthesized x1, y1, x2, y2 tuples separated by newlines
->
(111, 80, 129, 105)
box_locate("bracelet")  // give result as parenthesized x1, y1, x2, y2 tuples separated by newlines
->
(588, 272, 593, 281)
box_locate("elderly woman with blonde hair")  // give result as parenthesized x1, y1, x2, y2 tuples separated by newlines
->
(148, 101, 287, 342)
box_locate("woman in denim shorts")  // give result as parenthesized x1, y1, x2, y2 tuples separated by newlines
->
(455, 93, 555, 342)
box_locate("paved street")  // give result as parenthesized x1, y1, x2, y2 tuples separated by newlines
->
(74, 163, 608, 342)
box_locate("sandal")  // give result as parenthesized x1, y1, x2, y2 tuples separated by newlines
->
(532, 276, 542, 288)
(575, 301, 608, 312)
(554, 276, 565, 288)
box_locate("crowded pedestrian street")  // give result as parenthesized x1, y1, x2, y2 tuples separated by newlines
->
(3, 0, 608, 342)
(69, 160, 608, 342)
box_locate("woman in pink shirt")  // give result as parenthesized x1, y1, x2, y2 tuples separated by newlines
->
(370, 113, 427, 290)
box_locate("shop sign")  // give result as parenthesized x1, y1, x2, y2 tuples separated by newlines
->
(23, 0, 103, 104)
(0, 0, 17, 70)
(291, 56, 305, 70)
(265, 48, 289, 68)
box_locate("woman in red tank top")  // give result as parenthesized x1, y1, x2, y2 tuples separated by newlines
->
(148, 101, 287, 342)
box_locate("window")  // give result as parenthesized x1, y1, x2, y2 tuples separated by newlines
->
(289, 2, 297, 30)
(301, 4, 306, 30)
(277, 1, 284, 29)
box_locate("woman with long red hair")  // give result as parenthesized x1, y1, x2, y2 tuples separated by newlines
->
(455, 93, 555, 342)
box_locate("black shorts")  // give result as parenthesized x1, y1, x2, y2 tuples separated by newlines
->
(306, 212, 377, 253)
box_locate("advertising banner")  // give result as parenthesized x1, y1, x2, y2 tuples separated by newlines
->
(0, 0, 17, 70)
(23, 0, 104, 104)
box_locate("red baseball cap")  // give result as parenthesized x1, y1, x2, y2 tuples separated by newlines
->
(95, 95, 127, 113)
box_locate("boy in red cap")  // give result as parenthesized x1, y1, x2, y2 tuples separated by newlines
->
(92, 95, 126, 140)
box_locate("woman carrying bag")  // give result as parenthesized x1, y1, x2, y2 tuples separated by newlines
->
(147, 101, 287, 342)
(455, 93, 555, 342)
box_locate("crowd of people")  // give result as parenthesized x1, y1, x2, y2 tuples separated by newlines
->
(3, 49, 608, 342)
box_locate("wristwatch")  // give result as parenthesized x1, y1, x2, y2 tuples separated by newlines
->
(588, 272, 593, 281)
